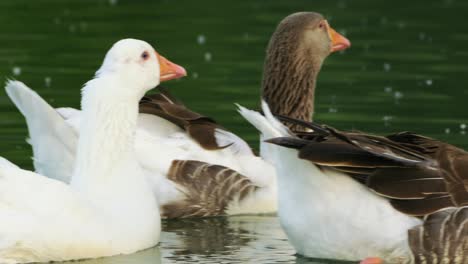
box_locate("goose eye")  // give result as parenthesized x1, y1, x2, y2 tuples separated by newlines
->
(141, 51, 150, 60)
(318, 21, 325, 29)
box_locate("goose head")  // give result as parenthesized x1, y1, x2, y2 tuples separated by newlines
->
(97, 38, 187, 93)
(262, 12, 350, 128)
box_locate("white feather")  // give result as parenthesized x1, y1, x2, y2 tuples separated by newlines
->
(239, 102, 421, 263)
(0, 39, 162, 262)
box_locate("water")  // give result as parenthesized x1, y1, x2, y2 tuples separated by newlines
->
(0, 0, 467, 263)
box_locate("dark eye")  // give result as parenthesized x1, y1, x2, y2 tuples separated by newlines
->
(141, 51, 150, 60)
(318, 21, 326, 29)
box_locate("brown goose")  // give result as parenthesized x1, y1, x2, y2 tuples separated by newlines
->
(239, 106, 467, 263)
(6, 12, 350, 218)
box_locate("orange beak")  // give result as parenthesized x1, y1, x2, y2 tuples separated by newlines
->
(360, 257, 384, 264)
(157, 53, 187, 82)
(327, 23, 351, 52)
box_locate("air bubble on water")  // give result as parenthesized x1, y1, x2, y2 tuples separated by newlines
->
(425, 79, 433, 86)
(109, 0, 118, 6)
(12, 67, 21, 76)
(383, 63, 391, 72)
(45, 77, 52, 87)
(460, 123, 466, 130)
(419, 32, 426, 41)
(380, 17, 387, 25)
(394, 91, 403, 100)
(192, 72, 199, 79)
(204, 52, 212, 62)
(337, 1, 346, 9)
(384, 86, 392, 93)
(197, 35, 206, 45)
(79, 22, 88, 32)
(382, 115, 393, 127)
(69, 24, 76, 33)
(445, 128, 451, 134)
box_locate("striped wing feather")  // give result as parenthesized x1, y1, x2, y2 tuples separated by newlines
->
(162, 160, 258, 218)
(408, 206, 468, 264)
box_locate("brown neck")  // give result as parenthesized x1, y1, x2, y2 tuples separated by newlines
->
(261, 39, 323, 130)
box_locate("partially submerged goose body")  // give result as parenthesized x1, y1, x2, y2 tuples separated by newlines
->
(7, 12, 350, 218)
(0, 39, 185, 263)
(250, 109, 467, 263)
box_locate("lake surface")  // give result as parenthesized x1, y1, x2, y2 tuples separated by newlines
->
(0, 0, 467, 263)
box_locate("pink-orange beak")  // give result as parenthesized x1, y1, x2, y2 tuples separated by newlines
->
(157, 53, 187, 82)
(327, 22, 351, 52)
(360, 257, 384, 264)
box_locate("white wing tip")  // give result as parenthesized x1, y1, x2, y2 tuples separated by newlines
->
(5, 80, 30, 96)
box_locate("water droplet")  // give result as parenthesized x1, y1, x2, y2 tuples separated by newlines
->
(328, 107, 338, 113)
(380, 17, 387, 25)
(419, 32, 426, 41)
(384, 86, 393, 93)
(45, 77, 52, 87)
(197, 35, 206, 45)
(79, 22, 88, 32)
(394, 91, 403, 99)
(12, 67, 21, 76)
(192, 72, 199, 79)
(425, 79, 433, 86)
(460, 123, 466, 130)
(461, 130, 466, 135)
(69, 24, 76, 33)
(445, 128, 451, 134)
(204, 52, 212, 62)
(337, 1, 346, 8)
(383, 63, 391, 72)
(109, 0, 118, 5)
(382, 115, 393, 126)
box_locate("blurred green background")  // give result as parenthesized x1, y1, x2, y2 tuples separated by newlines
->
(1, 0, 467, 169)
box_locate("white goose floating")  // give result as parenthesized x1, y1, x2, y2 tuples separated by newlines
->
(239, 102, 467, 264)
(7, 12, 351, 218)
(0, 38, 186, 263)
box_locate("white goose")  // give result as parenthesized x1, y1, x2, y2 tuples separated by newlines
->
(0, 38, 186, 263)
(6, 12, 350, 218)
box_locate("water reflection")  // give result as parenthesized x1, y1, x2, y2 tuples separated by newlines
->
(160, 216, 354, 263)
(60, 247, 161, 264)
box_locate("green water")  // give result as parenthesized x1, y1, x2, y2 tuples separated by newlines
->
(0, 0, 467, 263)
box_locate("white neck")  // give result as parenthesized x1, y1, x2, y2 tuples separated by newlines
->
(70, 75, 145, 192)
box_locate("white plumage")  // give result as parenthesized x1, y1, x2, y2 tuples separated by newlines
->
(0, 38, 187, 263)
(238, 102, 421, 263)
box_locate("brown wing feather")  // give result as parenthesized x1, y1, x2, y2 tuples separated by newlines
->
(162, 160, 259, 219)
(390, 195, 455, 216)
(139, 87, 233, 150)
(268, 117, 468, 216)
(367, 168, 446, 199)
(408, 206, 468, 263)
